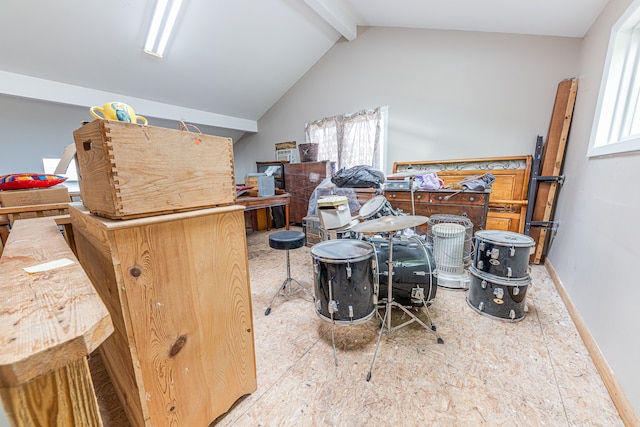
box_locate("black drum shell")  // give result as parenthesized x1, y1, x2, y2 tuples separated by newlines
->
(371, 236, 437, 306)
(466, 267, 530, 322)
(473, 231, 534, 279)
(311, 240, 376, 323)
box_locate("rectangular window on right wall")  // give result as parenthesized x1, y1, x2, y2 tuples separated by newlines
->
(589, 0, 640, 157)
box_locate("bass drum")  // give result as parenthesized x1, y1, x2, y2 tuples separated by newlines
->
(370, 236, 437, 306)
(310, 240, 377, 325)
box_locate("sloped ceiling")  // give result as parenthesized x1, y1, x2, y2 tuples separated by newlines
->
(0, 0, 608, 138)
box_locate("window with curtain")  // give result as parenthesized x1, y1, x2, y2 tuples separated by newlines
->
(304, 106, 386, 170)
(589, 0, 640, 157)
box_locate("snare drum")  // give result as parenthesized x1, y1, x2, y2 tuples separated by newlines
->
(473, 230, 535, 279)
(466, 266, 530, 322)
(371, 236, 437, 306)
(359, 195, 398, 220)
(310, 240, 377, 325)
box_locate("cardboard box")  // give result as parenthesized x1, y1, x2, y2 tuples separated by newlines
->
(244, 173, 275, 196)
(275, 141, 298, 163)
(317, 196, 351, 230)
(73, 119, 236, 219)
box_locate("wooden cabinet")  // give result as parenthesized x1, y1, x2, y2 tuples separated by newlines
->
(284, 161, 334, 224)
(256, 161, 288, 190)
(392, 156, 531, 233)
(70, 204, 256, 427)
(384, 189, 490, 236)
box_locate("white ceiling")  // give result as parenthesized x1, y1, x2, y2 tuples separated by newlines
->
(0, 0, 608, 135)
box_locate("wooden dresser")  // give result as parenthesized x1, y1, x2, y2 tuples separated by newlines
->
(70, 204, 256, 427)
(391, 156, 531, 233)
(284, 161, 334, 224)
(384, 189, 490, 235)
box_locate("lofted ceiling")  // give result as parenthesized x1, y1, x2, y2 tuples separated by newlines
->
(0, 0, 608, 139)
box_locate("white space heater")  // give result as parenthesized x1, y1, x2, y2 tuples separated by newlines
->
(431, 223, 470, 290)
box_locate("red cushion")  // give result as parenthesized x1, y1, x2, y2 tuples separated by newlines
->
(0, 173, 67, 191)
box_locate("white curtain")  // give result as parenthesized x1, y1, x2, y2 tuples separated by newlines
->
(305, 107, 382, 170)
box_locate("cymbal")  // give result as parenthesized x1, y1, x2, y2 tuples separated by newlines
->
(351, 215, 428, 233)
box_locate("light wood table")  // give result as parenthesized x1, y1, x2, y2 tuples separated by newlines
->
(237, 193, 291, 230)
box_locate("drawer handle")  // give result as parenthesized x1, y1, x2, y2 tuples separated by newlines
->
(469, 197, 475, 201)
(389, 194, 396, 198)
(416, 195, 422, 200)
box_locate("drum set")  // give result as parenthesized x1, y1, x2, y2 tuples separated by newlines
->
(310, 194, 443, 380)
(306, 187, 535, 380)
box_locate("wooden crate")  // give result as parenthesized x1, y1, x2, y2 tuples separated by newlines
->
(70, 203, 256, 426)
(0, 185, 70, 221)
(0, 185, 70, 206)
(73, 120, 236, 220)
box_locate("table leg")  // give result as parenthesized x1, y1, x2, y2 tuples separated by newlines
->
(285, 205, 290, 230)
(267, 208, 272, 231)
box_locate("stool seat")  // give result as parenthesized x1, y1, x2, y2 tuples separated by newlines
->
(269, 230, 305, 251)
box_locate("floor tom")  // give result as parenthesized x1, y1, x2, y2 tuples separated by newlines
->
(310, 240, 377, 325)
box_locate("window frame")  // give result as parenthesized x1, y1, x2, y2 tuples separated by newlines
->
(588, 0, 640, 157)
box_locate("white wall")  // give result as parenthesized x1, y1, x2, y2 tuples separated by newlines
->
(234, 27, 581, 181)
(0, 95, 247, 175)
(0, 96, 89, 174)
(548, 0, 640, 414)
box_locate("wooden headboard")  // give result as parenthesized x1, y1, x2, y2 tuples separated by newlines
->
(392, 155, 532, 233)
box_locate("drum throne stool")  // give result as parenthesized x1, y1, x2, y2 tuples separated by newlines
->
(265, 230, 313, 315)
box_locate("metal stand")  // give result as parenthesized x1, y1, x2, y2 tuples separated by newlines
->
(366, 233, 444, 381)
(265, 248, 313, 315)
(524, 135, 564, 236)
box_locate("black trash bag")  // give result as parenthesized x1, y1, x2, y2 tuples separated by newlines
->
(461, 172, 496, 191)
(331, 165, 385, 188)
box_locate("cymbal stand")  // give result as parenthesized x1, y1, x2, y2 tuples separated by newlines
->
(328, 277, 339, 366)
(366, 232, 444, 382)
(409, 176, 417, 216)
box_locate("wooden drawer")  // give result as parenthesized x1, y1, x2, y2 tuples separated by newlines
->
(487, 211, 522, 232)
(385, 190, 486, 204)
(384, 189, 489, 236)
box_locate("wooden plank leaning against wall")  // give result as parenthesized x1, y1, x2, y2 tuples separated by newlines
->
(528, 77, 578, 264)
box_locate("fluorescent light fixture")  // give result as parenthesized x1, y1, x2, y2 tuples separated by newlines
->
(144, 0, 183, 58)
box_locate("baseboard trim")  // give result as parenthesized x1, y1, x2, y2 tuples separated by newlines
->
(545, 260, 640, 427)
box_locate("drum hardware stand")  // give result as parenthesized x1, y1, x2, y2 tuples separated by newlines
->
(327, 278, 339, 366)
(409, 176, 417, 216)
(265, 249, 314, 316)
(366, 233, 444, 382)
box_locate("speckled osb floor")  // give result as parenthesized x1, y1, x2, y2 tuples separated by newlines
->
(212, 227, 623, 427)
